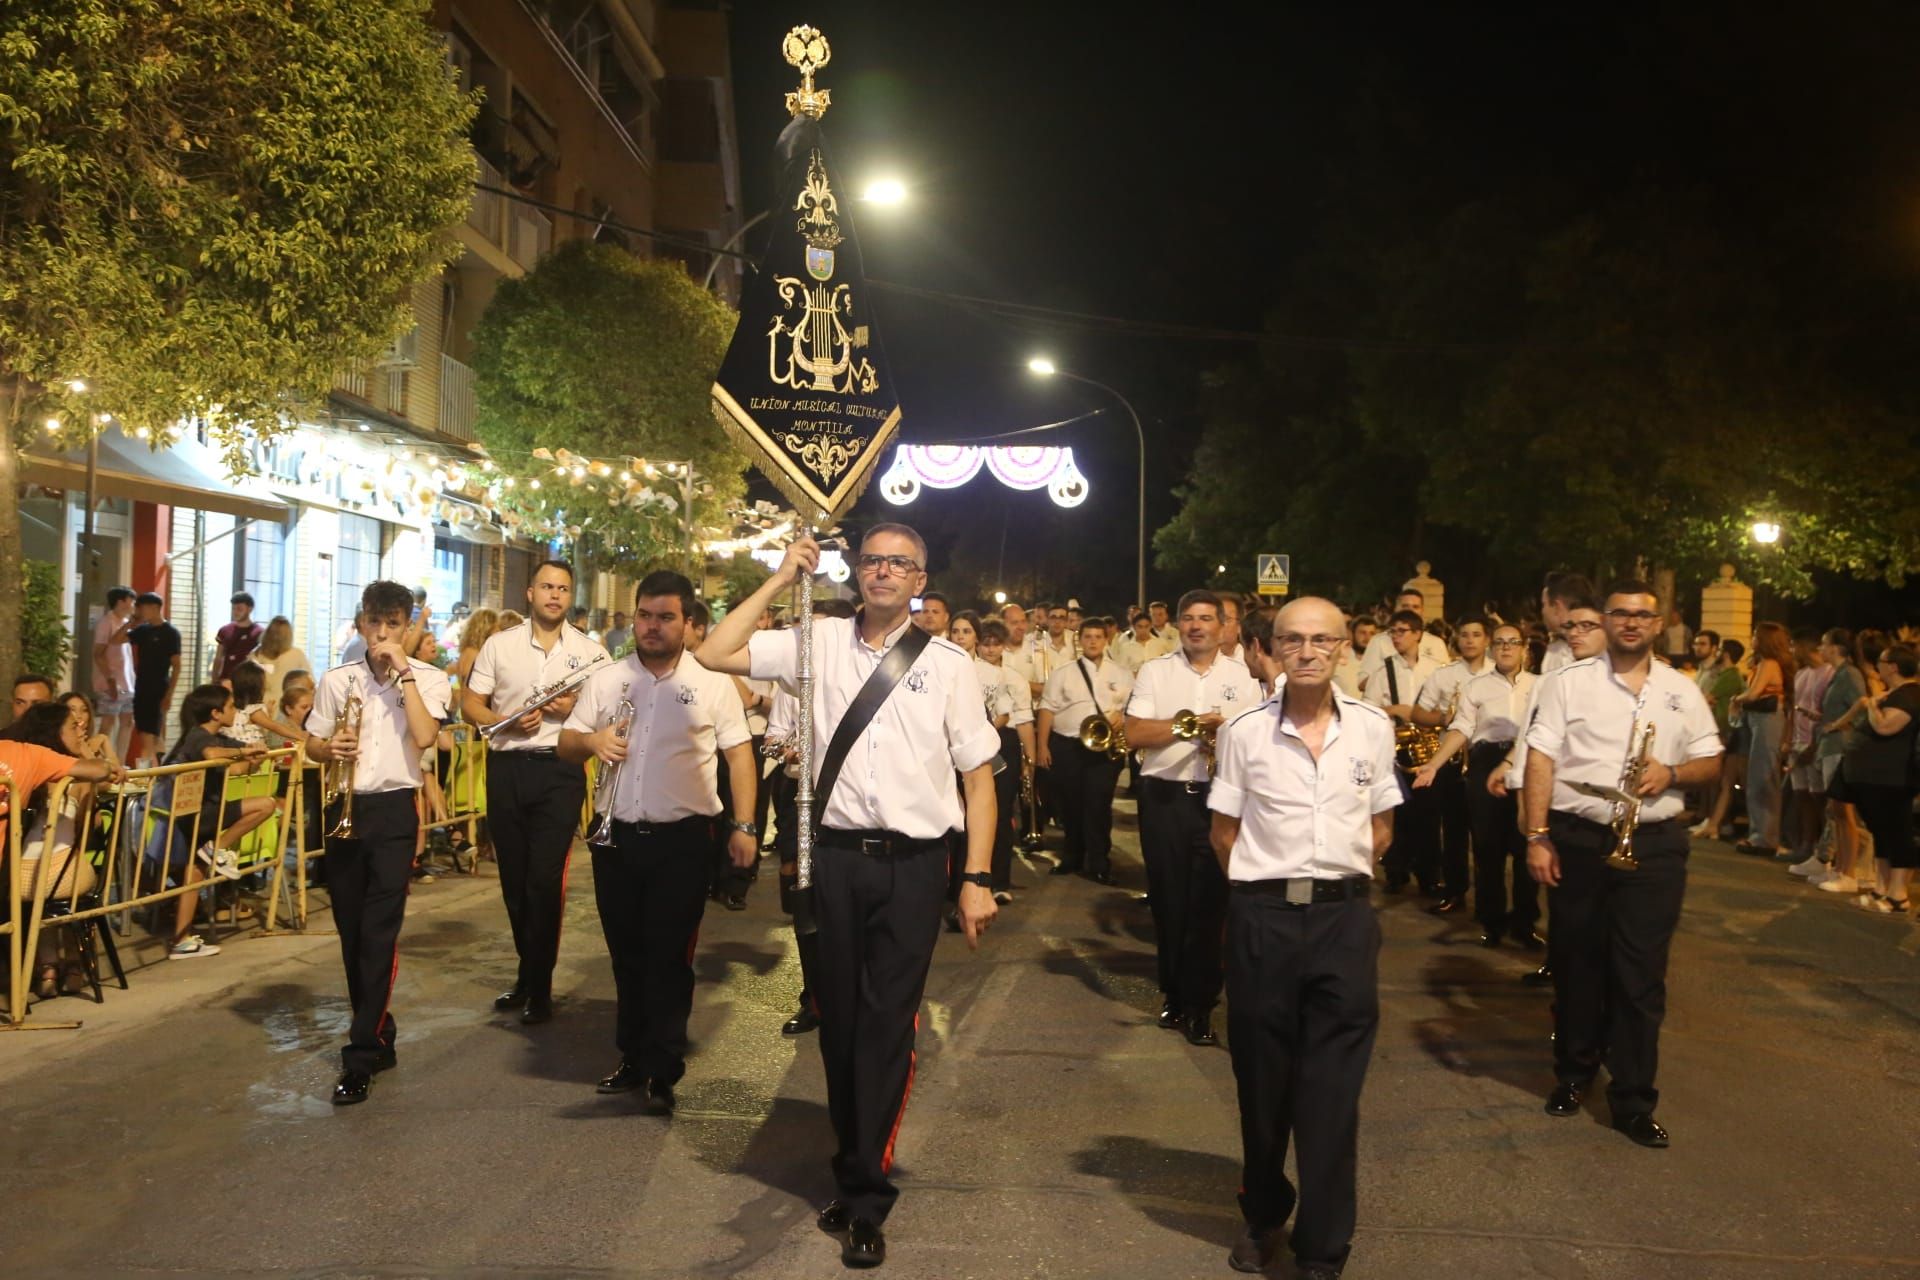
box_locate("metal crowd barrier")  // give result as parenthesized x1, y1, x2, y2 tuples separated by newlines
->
(3, 770, 21, 1029)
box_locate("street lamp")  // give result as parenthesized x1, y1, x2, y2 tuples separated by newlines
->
(1027, 356, 1146, 612)
(702, 177, 911, 291)
(1750, 519, 1782, 545)
(993, 589, 1007, 605)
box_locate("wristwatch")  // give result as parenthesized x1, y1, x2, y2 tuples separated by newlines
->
(958, 871, 992, 889)
(728, 821, 759, 837)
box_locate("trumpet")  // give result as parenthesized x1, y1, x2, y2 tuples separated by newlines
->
(1171, 708, 1219, 772)
(1571, 720, 1657, 871)
(584, 698, 636, 848)
(479, 655, 610, 740)
(1079, 712, 1128, 761)
(324, 690, 365, 839)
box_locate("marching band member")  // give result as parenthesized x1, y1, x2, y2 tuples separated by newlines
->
(1112, 609, 1176, 673)
(461, 559, 609, 1026)
(1367, 609, 1443, 894)
(1149, 599, 1177, 644)
(1332, 615, 1374, 698)
(1357, 587, 1448, 694)
(1524, 580, 1721, 1148)
(1537, 572, 1594, 675)
(1410, 617, 1495, 914)
(1412, 623, 1540, 948)
(1037, 617, 1134, 884)
(1209, 597, 1399, 1279)
(699, 523, 1001, 1269)
(976, 617, 1034, 901)
(305, 580, 452, 1105)
(1124, 589, 1261, 1047)
(558, 570, 756, 1111)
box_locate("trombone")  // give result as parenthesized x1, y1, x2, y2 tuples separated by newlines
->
(584, 698, 636, 848)
(324, 691, 364, 839)
(479, 655, 610, 740)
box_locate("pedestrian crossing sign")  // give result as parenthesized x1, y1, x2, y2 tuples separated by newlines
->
(1256, 553, 1290, 597)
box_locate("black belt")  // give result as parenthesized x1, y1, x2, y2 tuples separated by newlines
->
(1141, 775, 1210, 798)
(494, 747, 559, 759)
(1551, 811, 1679, 835)
(817, 827, 946, 857)
(1232, 874, 1372, 904)
(611, 814, 712, 836)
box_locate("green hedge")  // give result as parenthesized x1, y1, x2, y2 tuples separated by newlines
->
(23, 560, 73, 683)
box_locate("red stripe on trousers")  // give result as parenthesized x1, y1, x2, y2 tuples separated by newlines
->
(881, 1013, 920, 1175)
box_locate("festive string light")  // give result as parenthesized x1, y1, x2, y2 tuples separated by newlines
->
(879, 445, 1088, 508)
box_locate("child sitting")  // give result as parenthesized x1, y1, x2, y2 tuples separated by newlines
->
(158, 684, 276, 956)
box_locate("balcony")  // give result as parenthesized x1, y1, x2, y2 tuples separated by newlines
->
(462, 153, 549, 275)
(439, 353, 477, 442)
(510, 207, 552, 271)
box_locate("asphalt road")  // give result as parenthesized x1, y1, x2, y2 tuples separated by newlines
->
(3, 803, 1917, 1279)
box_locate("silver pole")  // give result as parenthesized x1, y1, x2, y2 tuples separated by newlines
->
(793, 526, 817, 888)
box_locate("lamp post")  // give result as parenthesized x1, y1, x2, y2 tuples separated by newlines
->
(1027, 357, 1146, 613)
(700, 178, 909, 292)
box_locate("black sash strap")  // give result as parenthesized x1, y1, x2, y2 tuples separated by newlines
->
(1385, 658, 1401, 708)
(811, 619, 933, 830)
(1077, 658, 1101, 708)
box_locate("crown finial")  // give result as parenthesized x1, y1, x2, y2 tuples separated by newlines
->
(783, 25, 832, 119)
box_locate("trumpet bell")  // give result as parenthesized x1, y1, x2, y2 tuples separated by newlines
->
(1079, 714, 1113, 753)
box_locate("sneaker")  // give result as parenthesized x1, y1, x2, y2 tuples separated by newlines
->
(1788, 855, 1826, 878)
(168, 934, 222, 960)
(1816, 873, 1859, 894)
(196, 843, 243, 881)
(1687, 821, 1713, 839)
(1807, 866, 1837, 887)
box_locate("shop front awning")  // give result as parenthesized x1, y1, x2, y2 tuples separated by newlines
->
(22, 427, 289, 523)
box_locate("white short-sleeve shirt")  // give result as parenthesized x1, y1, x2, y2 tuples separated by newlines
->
(747, 615, 1001, 840)
(1040, 656, 1134, 732)
(1450, 669, 1536, 745)
(465, 621, 609, 752)
(1417, 657, 1493, 719)
(565, 651, 748, 823)
(1209, 689, 1403, 881)
(1357, 629, 1449, 695)
(305, 658, 451, 794)
(975, 657, 1033, 729)
(1524, 656, 1722, 823)
(1365, 652, 1441, 712)
(1126, 650, 1262, 782)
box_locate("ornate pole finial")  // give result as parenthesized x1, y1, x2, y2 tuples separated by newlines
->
(783, 25, 832, 119)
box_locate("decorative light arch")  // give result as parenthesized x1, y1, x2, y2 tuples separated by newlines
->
(879, 444, 1087, 508)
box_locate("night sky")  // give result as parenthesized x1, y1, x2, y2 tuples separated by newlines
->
(724, 1, 1920, 616)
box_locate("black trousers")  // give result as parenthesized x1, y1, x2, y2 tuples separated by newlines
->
(591, 815, 714, 1083)
(1547, 812, 1688, 1118)
(1050, 732, 1122, 875)
(1467, 743, 1537, 936)
(1226, 886, 1379, 1274)
(811, 834, 947, 1224)
(1435, 764, 1470, 897)
(326, 790, 418, 1074)
(486, 751, 586, 1000)
(712, 751, 752, 902)
(770, 769, 819, 1012)
(1139, 777, 1227, 1013)
(990, 728, 1021, 890)
(1383, 771, 1440, 890)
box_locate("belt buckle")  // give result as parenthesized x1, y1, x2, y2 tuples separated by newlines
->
(1182, 780, 1206, 795)
(860, 836, 887, 856)
(1285, 879, 1313, 906)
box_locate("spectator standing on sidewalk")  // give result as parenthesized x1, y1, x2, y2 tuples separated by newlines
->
(116, 592, 180, 767)
(1781, 630, 1834, 865)
(253, 617, 310, 712)
(1831, 645, 1919, 915)
(213, 593, 264, 685)
(91, 586, 137, 759)
(1798, 629, 1867, 891)
(1730, 622, 1792, 855)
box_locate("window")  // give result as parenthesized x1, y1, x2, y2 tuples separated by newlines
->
(237, 516, 290, 621)
(334, 513, 384, 653)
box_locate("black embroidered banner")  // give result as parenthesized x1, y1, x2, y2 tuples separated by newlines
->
(711, 35, 900, 523)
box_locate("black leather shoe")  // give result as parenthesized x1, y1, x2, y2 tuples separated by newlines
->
(1048, 862, 1081, 877)
(1521, 963, 1553, 987)
(1227, 1224, 1280, 1273)
(1087, 870, 1117, 886)
(724, 893, 747, 911)
(493, 985, 526, 1011)
(371, 1047, 398, 1073)
(1544, 1083, 1582, 1116)
(816, 1200, 851, 1234)
(1478, 931, 1502, 948)
(843, 1217, 885, 1268)
(597, 1060, 644, 1094)
(331, 1070, 372, 1106)
(1155, 1002, 1184, 1030)
(1427, 896, 1466, 915)
(1514, 930, 1547, 951)
(1184, 1011, 1218, 1047)
(643, 1078, 676, 1113)
(783, 1006, 820, 1036)
(1615, 1113, 1670, 1148)
(521, 995, 553, 1025)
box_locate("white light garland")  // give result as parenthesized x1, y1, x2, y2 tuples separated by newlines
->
(879, 444, 1088, 507)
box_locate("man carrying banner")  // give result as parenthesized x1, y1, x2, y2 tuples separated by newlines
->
(700, 524, 1001, 1269)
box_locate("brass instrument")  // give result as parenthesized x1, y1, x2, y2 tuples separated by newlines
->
(761, 734, 801, 779)
(324, 690, 365, 839)
(1019, 751, 1042, 849)
(479, 655, 611, 740)
(1571, 720, 1657, 871)
(1079, 712, 1128, 762)
(1393, 719, 1442, 772)
(584, 697, 636, 848)
(1171, 709, 1219, 773)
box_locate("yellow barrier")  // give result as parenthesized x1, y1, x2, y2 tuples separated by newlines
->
(420, 723, 487, 871)
(7, 747, 302, 1028)
(3, 771, 21, 1028)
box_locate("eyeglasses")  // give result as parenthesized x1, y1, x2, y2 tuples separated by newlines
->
(1491, 638, 1526, 648)
(1276, 634, 1344, 654)
(855, 553, 922, 576)
(1605, 609, 1660, 624)
(1564, 620, 1602, 634)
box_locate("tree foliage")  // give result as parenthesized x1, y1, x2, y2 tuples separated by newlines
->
(0, 0, 477, 675)
(469, 238, 747, 569)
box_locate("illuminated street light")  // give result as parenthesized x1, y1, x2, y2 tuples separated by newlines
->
(1028, 356, 1146, 611)
(67, 379, 87, 393)
(1027, 356, 1057, 377)
(862, 177, 908, 205)
(1750, 520, 1782, 545)
(993, 590, 1008, 605)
